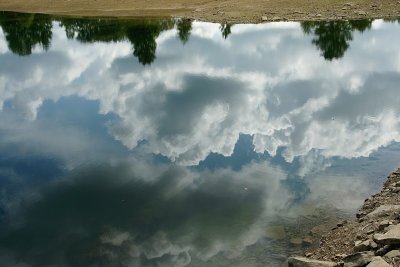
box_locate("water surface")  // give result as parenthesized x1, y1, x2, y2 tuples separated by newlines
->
(0, 12, 400, 267)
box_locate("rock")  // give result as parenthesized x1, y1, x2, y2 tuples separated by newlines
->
(337, 220, 348, 227)
(316, 14, 322, 17)
(357, 11, 367, 16)
(303, 237, 314, 246)
(266, 225, 287, 240)
(343, 251, 375, 267)
(373, 224, 400, 245)
(290, 238, 303, 246)
(286, 257, 337, 267)
(366, 256, 390, 267)
(375, 245, 392, 256)
(354, 240, 369, 252)
(384, 249, 400, 258)
(366, 205, 400, 218)
(354, 239, 377, 252)
(272, 16, 281, 21)
(378, 220, 391, 231)
(261, 16, 268, 21)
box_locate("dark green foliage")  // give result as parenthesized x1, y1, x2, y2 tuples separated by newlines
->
(176, 18, 192, 44)
(220, 23, 232, 39)
(0, 12, 52, 56)
(301, 20, 373, 61)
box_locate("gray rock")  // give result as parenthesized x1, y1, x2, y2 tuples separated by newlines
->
(373, 224, 400, 245)
(354, 239, 377, 252)
(366, 256, 390, 267)
(343, 251, 374, 267)
(378, 220, 391, 231)
(384, 249, 400, 258)
(287, 257, 337, 267)
(366, 205, 400, 218)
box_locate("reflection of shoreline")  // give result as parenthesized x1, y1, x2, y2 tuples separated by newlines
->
(287, 167, 400, 265)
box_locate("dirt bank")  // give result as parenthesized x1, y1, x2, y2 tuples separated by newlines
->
(0, 0, 399, 23)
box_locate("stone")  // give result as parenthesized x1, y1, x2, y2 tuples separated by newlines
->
(287, 257, 337, 267)
(373, 224, 400, 245)
(366, 205, 400, 218)
(378, 220, 391, 231)
(354, 239, 377, 252)
(357, 11, 367, 16)
(354, 240, 369, 252)
(343, 251, 375, 267)
(375, 245, 392, 256)
(265, 225, 287, 240)
(366, 257, 390, 267)
(384, 249, 400, 258)
(302, 237, 314, 246)
(290, 238, 303, 246)
(272, 16, 281, 21)
(261, 16, 268, 21)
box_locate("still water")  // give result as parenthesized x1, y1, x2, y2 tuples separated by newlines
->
(0, 12, 400, 267)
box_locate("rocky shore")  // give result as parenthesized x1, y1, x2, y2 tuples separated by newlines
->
(286, 168, 400, 267)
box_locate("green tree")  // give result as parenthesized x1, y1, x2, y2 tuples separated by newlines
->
(301, 20, 372, 61)
(220, 23, 233, 39)
(0, 12, 52, 56)
(176, 18, 192, 45)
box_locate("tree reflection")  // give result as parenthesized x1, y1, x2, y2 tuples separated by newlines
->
(302, 20, 372, 61)
(176, 18, 192, 45)
(0, 12, 52, 56)
(220, 23, 233, 39)
(59, 17, 174, 65)
(126, 20, 174, 65)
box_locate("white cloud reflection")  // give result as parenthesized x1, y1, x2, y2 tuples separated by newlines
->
(0, 21, 400, 168)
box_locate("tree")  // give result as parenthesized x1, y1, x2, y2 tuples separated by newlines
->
(0, 12, 52, 56)
(220, 23, 232, 39)
(301, 20, 372, 61)
(176, 18, 192, 45)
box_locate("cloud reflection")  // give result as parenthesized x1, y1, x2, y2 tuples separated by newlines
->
(0, 159, 289, 267)
(1, 20, 399, 167)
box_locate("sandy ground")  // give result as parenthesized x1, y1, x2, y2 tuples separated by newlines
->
(0, 0, 399, 23)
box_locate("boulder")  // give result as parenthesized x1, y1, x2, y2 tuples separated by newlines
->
(384, 249, 400, 258)
(366, 205, 400, 218)
(373, 224, 400, 245)
(290, 238, 303, 246)
(365, 257, 390, 267)
(286, 257, 337, 267)
(353, 239, 377, 252)
(343, 251, 374, 267)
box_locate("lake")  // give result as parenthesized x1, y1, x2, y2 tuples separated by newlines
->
(0, 11, 400, 267)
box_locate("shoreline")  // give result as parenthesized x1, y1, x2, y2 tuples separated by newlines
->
(287, 167, 400, 266)
(0, 0, 399, 23)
